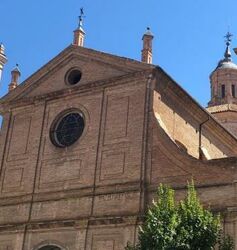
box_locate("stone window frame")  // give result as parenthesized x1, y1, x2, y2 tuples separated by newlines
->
(33, 240, 68, 250)
(49, 108, 86, 148)
(65, 67, 82, 86)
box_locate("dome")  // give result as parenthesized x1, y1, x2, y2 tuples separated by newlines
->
(211, 34, 237, 74)
(215, 59, 237, 71)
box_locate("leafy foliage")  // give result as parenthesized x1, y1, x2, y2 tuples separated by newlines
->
(138, 184, 179, 250)
(176, 181, 220, 249)
(126, 181, 234, 250)
(125, 242, 136, 250)
(218, 235, 234, 250)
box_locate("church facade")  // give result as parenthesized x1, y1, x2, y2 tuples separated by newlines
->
(0, 19, 236, 250)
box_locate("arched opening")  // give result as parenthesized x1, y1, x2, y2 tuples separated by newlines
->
(232, 84, 236, 97)
(221, 84, 225, 98)
(38, 246, 61, 250)
(34, 241, 66, 250)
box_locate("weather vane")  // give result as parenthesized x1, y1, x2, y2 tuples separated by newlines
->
(78, 7, 85, 28)
(224, 31, 233, 44)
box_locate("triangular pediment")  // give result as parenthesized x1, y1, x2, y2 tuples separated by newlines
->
(1, 45, 153, 104)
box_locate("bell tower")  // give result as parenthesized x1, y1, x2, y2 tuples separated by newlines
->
(208, 32, 237, 107)
(207, 32, 237, 135)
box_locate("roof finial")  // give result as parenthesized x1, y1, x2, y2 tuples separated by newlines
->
(78, 7, 85, 30)
(73, 8, 86, 47)
(225, 31, 232, 44)
(224, 31, 233, 61)
(0, 43, 7, 83)
(141, 27, 154, 64)
(8, 63, 21, 92)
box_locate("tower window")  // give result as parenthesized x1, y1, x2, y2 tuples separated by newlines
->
(211, 86, 214, 98)
(221, 84, 225, 98)
(232, 84, 235, 98)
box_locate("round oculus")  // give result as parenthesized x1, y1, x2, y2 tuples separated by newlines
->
(65, 68, 82, 85)
(50, 111, 85, 148)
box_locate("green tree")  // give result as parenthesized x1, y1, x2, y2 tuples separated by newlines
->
(126, 182, 233, 250)
(138, 184, 179, 250)
(176, 181, 220, 249)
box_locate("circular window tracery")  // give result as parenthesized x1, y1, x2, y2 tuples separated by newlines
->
(50, 111, 85, 148)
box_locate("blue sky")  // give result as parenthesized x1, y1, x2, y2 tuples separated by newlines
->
(1, 0, 237, 106)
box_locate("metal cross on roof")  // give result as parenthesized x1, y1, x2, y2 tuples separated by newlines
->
(224, 31, 233, 43)
(79, 8, 85, 22)
(80, 8, 84, 15)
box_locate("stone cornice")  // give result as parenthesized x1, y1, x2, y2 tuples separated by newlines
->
(0, 45, 154, 104)
(0, 69, 152, 112)
(151, 182, 228, 191)
(0, 215, 142, 233)
(0, 181, 142, 207)
(207, 104, 237, 113)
